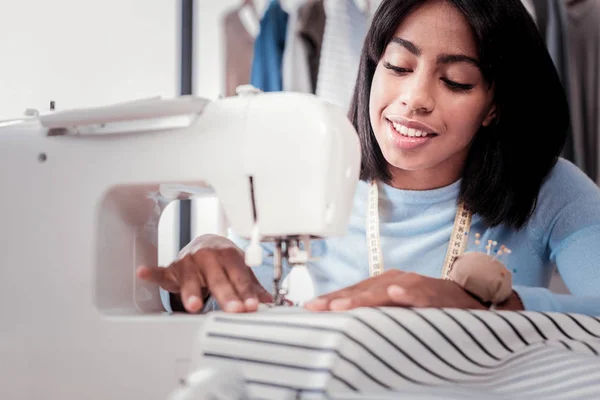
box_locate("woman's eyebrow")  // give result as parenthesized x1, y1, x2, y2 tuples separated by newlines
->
(390, 36, 480, 68)
(390, 37, 421, 56)
(438, 53, 480, 68)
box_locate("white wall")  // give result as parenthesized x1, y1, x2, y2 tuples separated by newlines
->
(0, 0, 181, 265)
(0, 0, 178, 119)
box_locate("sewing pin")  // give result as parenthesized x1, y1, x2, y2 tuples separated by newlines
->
(486, 239, 493, 255)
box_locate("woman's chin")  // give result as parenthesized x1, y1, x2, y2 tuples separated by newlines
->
(382, 152, 429, 173)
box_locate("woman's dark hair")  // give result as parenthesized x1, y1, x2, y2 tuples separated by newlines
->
(348, 0, 569, 229)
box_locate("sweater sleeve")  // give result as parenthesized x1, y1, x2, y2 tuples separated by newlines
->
(514, 160, 600, 315)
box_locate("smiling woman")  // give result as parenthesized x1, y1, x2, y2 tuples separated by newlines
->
(139, 0, 600, 318)
(351, 0, 568, 225)
(369, 2, 497, 191)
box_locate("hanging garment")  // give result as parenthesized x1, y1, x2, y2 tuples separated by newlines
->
(531, 0, 575, 163)
(521, 0, 538, 23)
(545, 0, 570, 93)
(315, 0, 369, 113)
(296, 0, 327, 93)
(281, 2, 313, 93)
(547, 0, 575, 162)
(222, 7, 257, 97)
(250, 0, 289, 92)
(565, 0, 600, 184)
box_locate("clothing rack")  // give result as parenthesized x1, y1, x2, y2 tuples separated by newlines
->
(179, 0, 193, 251)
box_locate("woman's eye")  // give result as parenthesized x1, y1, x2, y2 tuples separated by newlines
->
(383, 62, 411, 74)
(383, 62, 474, 92)
(442, 78, 474, 92)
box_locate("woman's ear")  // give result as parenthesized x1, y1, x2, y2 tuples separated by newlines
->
(482, 104, 497, 127)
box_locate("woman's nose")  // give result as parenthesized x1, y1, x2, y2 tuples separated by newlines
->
(399, 77, 435, 113)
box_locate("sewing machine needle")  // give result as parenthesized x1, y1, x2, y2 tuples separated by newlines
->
(273, 240, 284, 306)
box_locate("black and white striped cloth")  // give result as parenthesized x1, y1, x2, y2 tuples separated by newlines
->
(189, 307, 600, 399)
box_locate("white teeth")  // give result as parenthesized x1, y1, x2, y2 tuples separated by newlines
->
(392, 121, 430, 138)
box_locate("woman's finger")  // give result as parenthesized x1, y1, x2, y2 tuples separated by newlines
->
(305, 270, 406, 311)
(387, 285, 430, 307)
(219, 247, 263, 312)
(199, 252, 245, 313)
(304, 280, 376, 311)
(256, 283, 275, 305)
(179, 257, 207, 313)
(329, 287, 395, 311)
(136, 265, 180, 293)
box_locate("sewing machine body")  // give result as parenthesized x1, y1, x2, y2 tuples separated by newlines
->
(0, 92, 361, 399)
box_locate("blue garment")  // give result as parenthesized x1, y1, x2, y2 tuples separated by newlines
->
(232, 158, 600, 316)
(250, 0, 288, 92)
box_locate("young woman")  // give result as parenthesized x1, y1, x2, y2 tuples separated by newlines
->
(138, 0, 600, 316)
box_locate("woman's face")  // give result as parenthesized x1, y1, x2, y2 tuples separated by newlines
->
(369, 0, 496, 186)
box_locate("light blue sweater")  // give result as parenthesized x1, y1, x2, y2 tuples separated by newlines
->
(231, 158, 600, 316)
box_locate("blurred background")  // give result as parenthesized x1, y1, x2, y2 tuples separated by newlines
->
(1, 0, 597, 294)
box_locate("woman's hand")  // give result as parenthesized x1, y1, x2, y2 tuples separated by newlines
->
(136, 234, 273, 313)
(304, 270, 522, 312)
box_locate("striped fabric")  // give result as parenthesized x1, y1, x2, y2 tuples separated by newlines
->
(188, 307, 600, 399)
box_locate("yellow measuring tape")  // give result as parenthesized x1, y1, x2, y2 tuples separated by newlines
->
(367, 180, 472, 279)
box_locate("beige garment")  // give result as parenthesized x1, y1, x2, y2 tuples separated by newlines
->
(222, 8, 255, 97)
(565, 0, 600, 184)
(296, 0, 326, 93)
(282, 4, 312, 93)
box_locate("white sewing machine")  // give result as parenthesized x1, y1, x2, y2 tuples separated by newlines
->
(0, 90, 361, 399)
